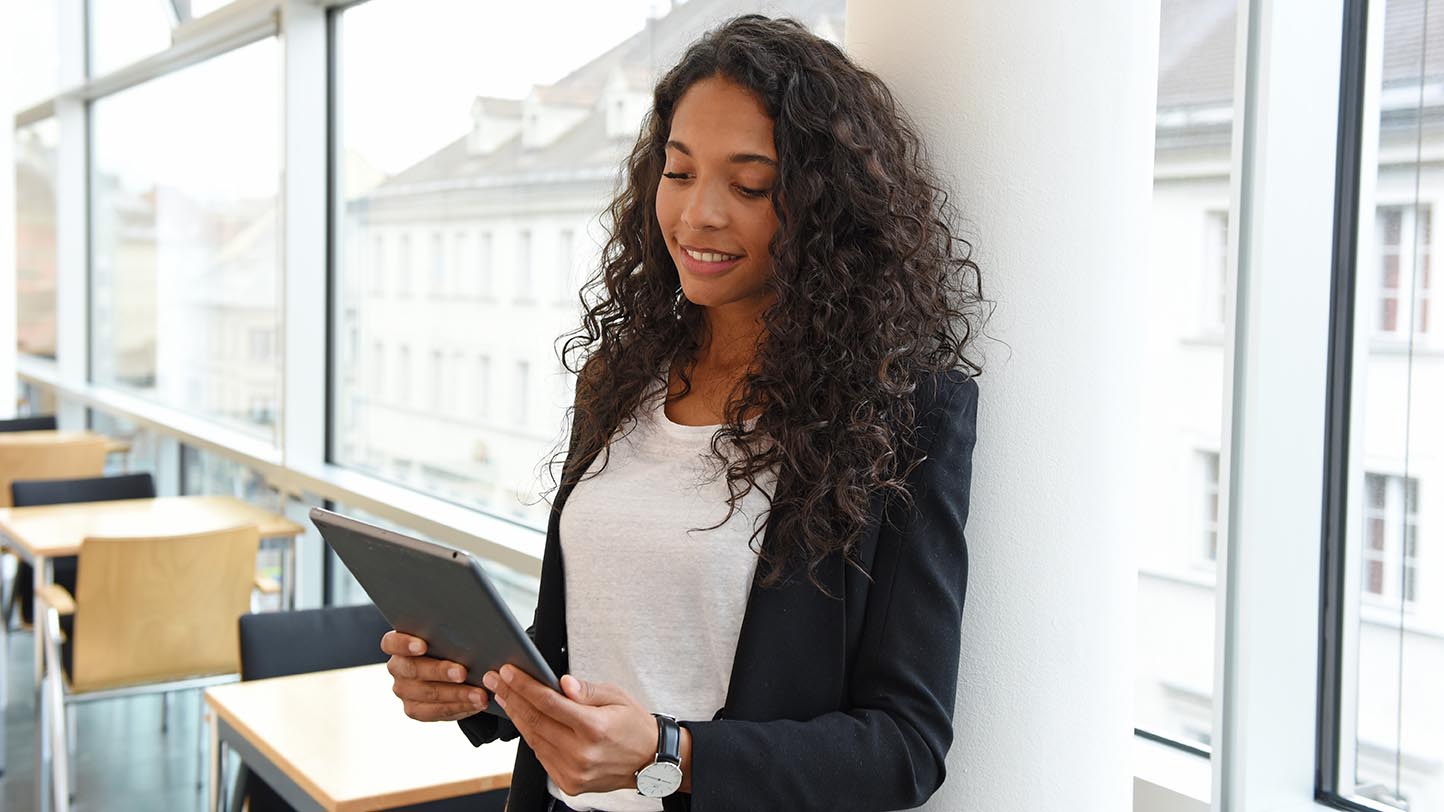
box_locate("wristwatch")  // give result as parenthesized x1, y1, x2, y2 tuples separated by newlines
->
(635, 713, 684, 797)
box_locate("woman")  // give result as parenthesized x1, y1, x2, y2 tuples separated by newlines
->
(382, 15, 983, 811)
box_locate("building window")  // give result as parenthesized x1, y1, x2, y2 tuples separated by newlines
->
(1376, 205, 1432, 338)
(478, 354, 492, 419)
(516, 229, 533, 301)
(1203, 211, 1229, 331)
(514, 360, 530, 425)
(248, 328, 273, 363)
(453, 232, 469, 297)
(371, 234, 386, 294)
(1362, 473, 1420, 607)
(557, 228, 575, 306)
(429, 349, 444, 411)
(479, 230, 494, 299)
(397, 233, 412, 298)
(1199, 450, 1221, 562)
(430, 231, 446, 297)
(397, 345, 412, 404)
(370, 342, 385, 398)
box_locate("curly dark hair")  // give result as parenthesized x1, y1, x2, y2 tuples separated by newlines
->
(558, 14, 985, 594)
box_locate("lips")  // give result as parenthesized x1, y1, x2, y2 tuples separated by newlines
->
(677, 243, 744, 276)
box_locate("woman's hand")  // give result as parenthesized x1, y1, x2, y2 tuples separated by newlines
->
(381, 630, 490, 722)
(484, 666, 687, 796)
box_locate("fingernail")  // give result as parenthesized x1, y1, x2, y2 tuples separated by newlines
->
(449, 667, 462, 682)
(494, 694, 506, 708)
(482, 673, 497, 690)
(501, 666, 515, 683)
(469, 691, 484, 706)
(408, 640, 423, 654)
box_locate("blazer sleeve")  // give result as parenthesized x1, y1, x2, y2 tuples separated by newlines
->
(670, 374, 978, 812)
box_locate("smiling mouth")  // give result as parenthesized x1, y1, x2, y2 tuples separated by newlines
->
(682, 246, 743, 262)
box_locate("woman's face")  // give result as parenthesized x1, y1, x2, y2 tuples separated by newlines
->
(655, 75, 780, 313)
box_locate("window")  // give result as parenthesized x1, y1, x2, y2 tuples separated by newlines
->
(516, 229, 533, 302)
(1199, 451, 1221, 562)
(370, 342, 386, 398)
(1203, 211, 1229, 331)
(479, 230, 495, 298)
(1321, 1, 1444, 809)
(477, 354, 492, 419)
(89, 38, 281, 440)
(557, 228, 575, 306)
(514, 360, 530, 426)
(11, 0, 60, 111)
(1135, 0, 1240, 755)
(452, 232, 469, 296)
(429, 349, 443, 411)
(328, 0, 849, 529)
(430, 231, 446, 297)
(397, 345, 411, 404)
(397, 233, 412, 297)
(1361, 473, 1420, 607)
(371, 235, 386, 294)
(88, 0, 173, 77)
(1375, 205, 1432, 338)
(15, 118, 59, 359)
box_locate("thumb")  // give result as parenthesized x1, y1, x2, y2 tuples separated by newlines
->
(561, 674, 631, 707)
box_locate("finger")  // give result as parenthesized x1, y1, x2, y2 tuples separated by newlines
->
(490, 670, 572, 748)
(401, 699, 488, 722)
(393, 680, 489, 708)
(380, 631, 427, 656)
(385, 654, 468, 684)
(560, 674, 632, 708)
(501, 666, 593, 732)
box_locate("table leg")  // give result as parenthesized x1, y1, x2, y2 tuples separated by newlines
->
(207, 709, 220, 812)
(284, 537, 297, 610)
(35, 559, 50, 812)
(33, 557, 51, 685)
(0, 551, 8, 778)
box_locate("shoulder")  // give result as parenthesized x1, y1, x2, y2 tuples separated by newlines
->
(911, 369, 979, 432)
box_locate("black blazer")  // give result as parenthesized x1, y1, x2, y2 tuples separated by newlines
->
(459, 371, 978, 812)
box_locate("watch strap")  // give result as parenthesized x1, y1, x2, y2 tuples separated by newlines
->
(653, 713, 681, 766)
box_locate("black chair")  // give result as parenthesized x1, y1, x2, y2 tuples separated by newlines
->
(0, 415, 58, 432)
(7, 473, 156, 626)
(233, 605, 507, 812)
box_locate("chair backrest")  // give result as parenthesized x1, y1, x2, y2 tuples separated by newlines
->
(0, 415, 58, 432)
(11, 473, 156, 508)
(238, 604, 392, 681)
(70, 524, 261, 692)
(0, 434, 109, 508)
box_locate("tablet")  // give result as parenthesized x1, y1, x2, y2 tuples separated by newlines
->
(310, 507, 559, 720)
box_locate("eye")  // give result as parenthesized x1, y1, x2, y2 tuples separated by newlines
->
(735, 184, 772, 199)
(662, 171, 692, 181)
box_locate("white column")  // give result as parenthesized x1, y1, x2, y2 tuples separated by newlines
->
(278, 0, 329, 607)
(1, 4, 15, 419)
(846, 2, 1158, 809)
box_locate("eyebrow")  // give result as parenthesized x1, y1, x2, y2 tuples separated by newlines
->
(666, 139, 777, 168)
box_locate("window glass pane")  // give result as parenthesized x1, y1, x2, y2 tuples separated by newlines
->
(10, 0, 61, 110)
(1340, 0, 1444, 808)
(90, 39, 281, 441)
(16, 118, 60, 359)
(330, 0, 848, 528)
(89, 0, 174, 77)
(1134, 0, 1239, 754)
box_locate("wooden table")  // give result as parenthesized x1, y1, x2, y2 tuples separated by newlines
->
(0, 429, 132, 456)
(205, 664, 515, 812)
(0, 495, 304, 797)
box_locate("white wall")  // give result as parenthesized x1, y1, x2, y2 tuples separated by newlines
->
(846, 1, 1160, 809)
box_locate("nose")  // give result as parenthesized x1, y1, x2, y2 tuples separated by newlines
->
(679, 177, 729, 231)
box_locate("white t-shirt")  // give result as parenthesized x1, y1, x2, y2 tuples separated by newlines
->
(547, 385, 775, 812)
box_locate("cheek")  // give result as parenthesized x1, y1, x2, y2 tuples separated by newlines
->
(654, 187, 680, 239)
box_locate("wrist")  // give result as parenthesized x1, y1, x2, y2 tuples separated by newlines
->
(679, 725, 692, 793)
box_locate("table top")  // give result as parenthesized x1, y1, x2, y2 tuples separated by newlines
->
(206, 664, 515, 812)
(0, 429, 130, 454)
(0, 495, 305, 558)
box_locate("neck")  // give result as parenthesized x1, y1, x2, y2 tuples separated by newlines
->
(696, 297, 770, 371)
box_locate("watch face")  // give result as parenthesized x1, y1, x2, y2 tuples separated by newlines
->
(636, 761, 684, 797)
